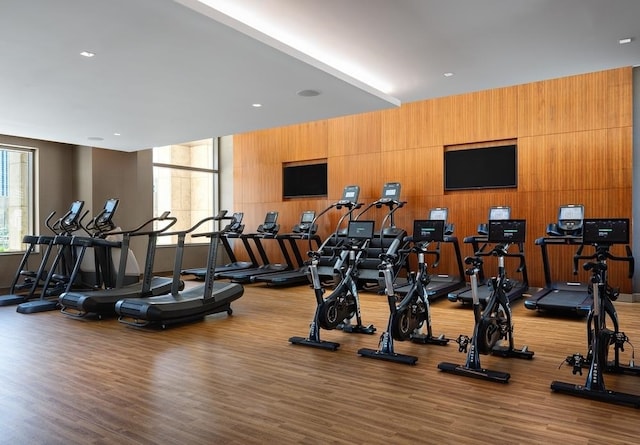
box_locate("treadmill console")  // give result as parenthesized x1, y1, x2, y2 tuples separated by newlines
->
(429, 207, 454, 235)
(413, 219, 445, 243)
(556, 204, 584, 235)
(294, 211, 317, 234)
(337, 185, 360, 207)
(489, 206, 511, 221)
(582, 218, 629, 245)
(488, 219, 526, 244)
(478, 206, 511, 235)
(347, 220, 375, 240)
(258, 211, 279, 234)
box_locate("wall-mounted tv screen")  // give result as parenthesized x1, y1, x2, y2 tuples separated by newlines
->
(444, 144, 517, 191)
(283, 162, 328, 198)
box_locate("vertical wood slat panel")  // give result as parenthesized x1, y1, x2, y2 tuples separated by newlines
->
(232, 67, 633, 292)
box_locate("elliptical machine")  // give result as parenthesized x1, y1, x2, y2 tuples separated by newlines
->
(358, 219, 450, 365)
(438, 219, 534, 383)
(551, 218, 640, 407)
(289, 218, 377, 351)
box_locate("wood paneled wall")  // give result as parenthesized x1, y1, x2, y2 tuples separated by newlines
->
(233, 67, 633, 292)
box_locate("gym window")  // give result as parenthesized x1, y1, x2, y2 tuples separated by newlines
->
(0, 144, 34, 253)
(152, 138, 219, 245)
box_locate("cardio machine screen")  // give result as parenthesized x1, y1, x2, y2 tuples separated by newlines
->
(264, 212, 278, 224)
(488, 219, 526, 244)
(64, 200, 85, 225)
(489, 207, 510, 221)
(339, 185, 360, 204)
(582, 218, 629, 245)
(380, 182, 401, 201)
(347, 220, 375, 240)
(413, 220, 445, 243)
(301, 211, 315, 223)
(429, 208, 448, 221)
(98, 198, 119, 224)
(559, 205, 583, 221)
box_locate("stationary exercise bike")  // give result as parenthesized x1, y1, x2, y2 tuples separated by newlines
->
(289, 219, 377, 351)
(438, 219, 534, 383)
(358, 219, 450, 365)
(551, 218, 640, 407)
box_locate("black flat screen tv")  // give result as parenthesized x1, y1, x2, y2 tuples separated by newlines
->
(444, 145, 517, 191)
(283, 162, 328, 198)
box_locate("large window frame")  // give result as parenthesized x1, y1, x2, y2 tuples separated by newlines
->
(152, 138, 219, 245)
(0, 144, 35, 254)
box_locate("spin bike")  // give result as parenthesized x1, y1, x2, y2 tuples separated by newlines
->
(438, 219, 534, 383)
(289, 219, 377, 351)
(551, 218, 640, 407)
(358, 219, 450, 365)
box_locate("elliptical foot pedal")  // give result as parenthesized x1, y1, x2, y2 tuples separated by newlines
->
(437, 362, 511, 383)
(341, 324, 376, 335)
(411, 333, 450, 346)
(288, 336, 340, 351)
(357, 348, 418, 365)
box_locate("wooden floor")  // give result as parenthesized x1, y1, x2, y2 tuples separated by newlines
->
(1, 280, 640, 445)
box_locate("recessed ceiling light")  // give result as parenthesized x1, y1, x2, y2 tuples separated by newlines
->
(619, 37, 633, 44)
(443, 72, 455, 77)
(252, 103, 262, 108)
(114, 133, 121, 136)
(80, 51, 95, 58)
(297, 89, 321, 97)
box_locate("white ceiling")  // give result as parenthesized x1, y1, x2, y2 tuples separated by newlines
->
(1, 0, 639, 152)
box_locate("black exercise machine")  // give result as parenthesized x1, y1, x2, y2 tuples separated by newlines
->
(58, 210, 179, 318)
(551, 218, 640, 407)
(115, 211, 244, 328)
(216, 211, 290, 283)
(289, 219, 377, 350)
(352, 182, 409, 290)
(448, 206, 529, 305)
(311, 185, 363, 284)
(358, 219, 450, 365)
(438, 219, 534, 383)
(524, 204, 591, 315)
(181, 212, 256, 279)
(12, 201, 89, 313)
(252, 211, 321, 286)
(395, 207, 465, 301)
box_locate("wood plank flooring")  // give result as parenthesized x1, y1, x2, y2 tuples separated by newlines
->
(1, 280, 639, 444)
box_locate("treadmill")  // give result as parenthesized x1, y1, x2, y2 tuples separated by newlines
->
(216, 211, 290, 283)
(181, 212, 257, 279)
(524, 204, 591, 315)
(115, 213, 244, 328)
(396, 208, 465, 301)
(448, 206, 529, 304)
(252, 211, 322, 286)
(58, 211, 180, 319)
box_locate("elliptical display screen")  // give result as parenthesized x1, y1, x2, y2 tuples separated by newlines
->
(413, 220, 445, 243)
(347, 220, 374, 240)
(582, 218, 629, 245)
(488, 219, 526, 244)
(264, 212, 278, 224)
